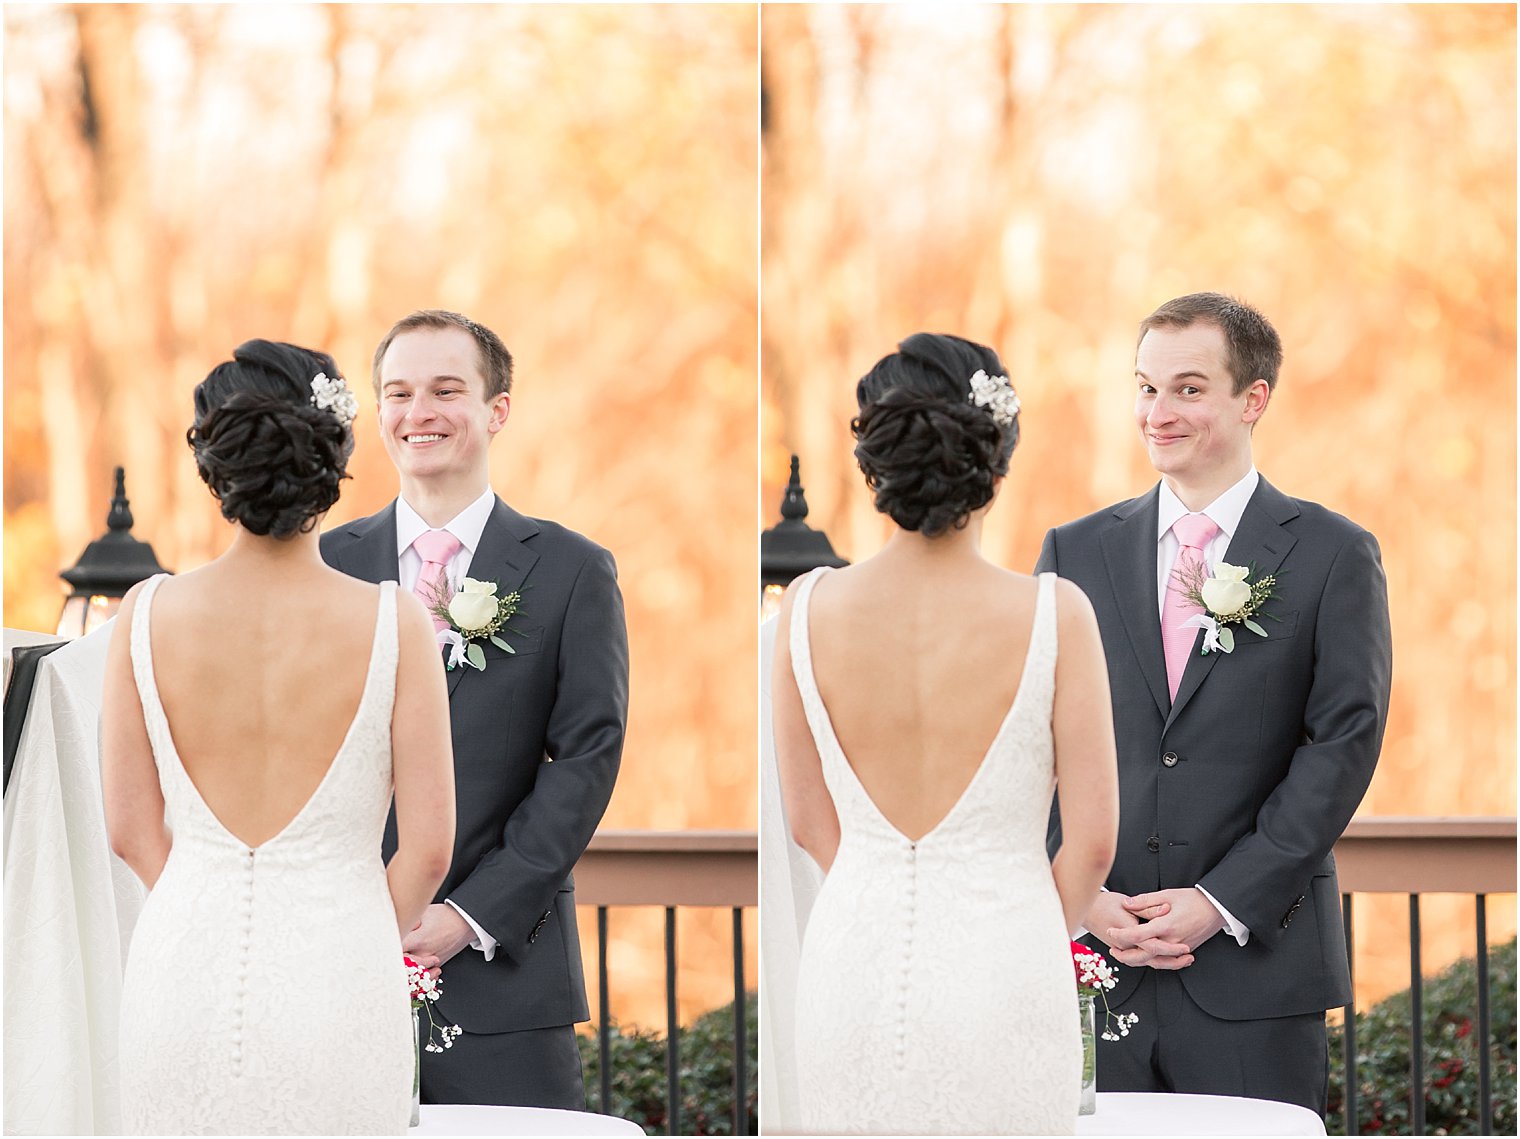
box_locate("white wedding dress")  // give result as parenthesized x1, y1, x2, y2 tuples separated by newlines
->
(790, 568, 1081, 1135)
(118, 575, 413, 1135)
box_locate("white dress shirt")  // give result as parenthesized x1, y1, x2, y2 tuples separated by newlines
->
(1155, 467, 1259, 946)
(395, 487, 501, 960)
(394, 488, 497, 596)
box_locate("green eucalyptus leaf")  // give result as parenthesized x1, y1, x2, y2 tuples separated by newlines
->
(1243, 618, 1268, 637)
(1217, 626, 1235, 653)
(489, 635, 515, 654)
(466, 643, 486, 670)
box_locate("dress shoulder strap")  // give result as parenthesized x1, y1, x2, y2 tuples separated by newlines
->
(1024, 572, 1060, 711)
(371, 580, 399, 713)
(128, 574, 174, 766)
(787, 568, 829, 707)
(1035, 572, 1058, 641)
(787, 567, 851, 772)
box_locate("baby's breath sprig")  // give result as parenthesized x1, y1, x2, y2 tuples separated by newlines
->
(1072, 943, 1141, 1042)
(404, 956, 464, 1053)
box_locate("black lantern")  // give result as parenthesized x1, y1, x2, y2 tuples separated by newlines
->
(760, 455, 848, 620)
(57, 468, 170, 637)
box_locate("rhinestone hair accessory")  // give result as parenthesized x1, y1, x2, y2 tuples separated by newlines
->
(310, 372, 358, 428)
(968, 368, 1020, 427)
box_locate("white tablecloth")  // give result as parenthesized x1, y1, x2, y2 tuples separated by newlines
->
(757, 615, 826, 1135)
(4, 622, 141, 1136)
(3, 629, 67, 693)
(1078, 1092, 1327, 1135)
(416, 1104, 645, 1135)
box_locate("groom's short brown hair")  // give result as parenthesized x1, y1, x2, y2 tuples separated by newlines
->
(1137, 292, 1282, 395)
(372, 309, 514, 398)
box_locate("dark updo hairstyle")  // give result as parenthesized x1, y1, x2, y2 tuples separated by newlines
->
(186, 339, 354, 539)
(851, 332, 1019, 538)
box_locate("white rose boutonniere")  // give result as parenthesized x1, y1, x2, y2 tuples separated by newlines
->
(421, 576, 524, 671)
(448, 578, 500, 632)
(1173, 559, 1280, 654)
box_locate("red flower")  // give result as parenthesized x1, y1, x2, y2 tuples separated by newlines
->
(1070, 941, 1090, 982)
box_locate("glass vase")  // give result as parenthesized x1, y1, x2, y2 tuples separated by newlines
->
(410, 1005, 421, 1128)
(1078, 992, 1097, 1116)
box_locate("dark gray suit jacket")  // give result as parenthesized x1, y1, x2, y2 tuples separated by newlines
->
(321, 497, 628, 1034)
(1037, 477, 1391, 1021)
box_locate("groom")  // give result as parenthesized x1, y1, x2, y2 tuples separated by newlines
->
(1037, 293, 1391, 1113)
(322, 310, 628, 1108)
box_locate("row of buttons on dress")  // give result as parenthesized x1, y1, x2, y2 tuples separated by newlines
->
(895, 844, 917, 1069)
(233, 848, 255, 1077)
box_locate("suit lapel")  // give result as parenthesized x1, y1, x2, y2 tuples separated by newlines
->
(1163, 477, 1300, 732)
(446, 498, 541, 697)
(330, 504, 400, 584)
(1100, 487, 1170, 719)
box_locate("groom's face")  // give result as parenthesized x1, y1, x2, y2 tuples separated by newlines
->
(1134, 322, 1258, 483)
(377, 326, 510, 486)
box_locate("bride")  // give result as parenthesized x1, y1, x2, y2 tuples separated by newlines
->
(100, 340, 456, 1134)
(772, 333, 1120, 1135)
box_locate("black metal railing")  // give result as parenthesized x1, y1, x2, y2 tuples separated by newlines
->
(576, 830, 757, 1136)
(1333, 818, 1516, 1137)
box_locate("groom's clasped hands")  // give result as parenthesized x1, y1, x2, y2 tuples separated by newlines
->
(403, 903, 477, 978)
(1088, 888, 1227, 970)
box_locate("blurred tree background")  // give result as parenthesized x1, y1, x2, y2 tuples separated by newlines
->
(4, 4, 756, 1037)
(761, 4, 1515, 1011)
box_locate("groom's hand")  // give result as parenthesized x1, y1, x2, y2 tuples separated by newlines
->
(1107, 888, 1225, 969)
(1086, 890, 1193, 969)
(402, 903, 476, 968)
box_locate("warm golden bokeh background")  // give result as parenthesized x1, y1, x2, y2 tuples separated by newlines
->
(762, 4, 1515, 1009)
(4, 4, 756, 1034)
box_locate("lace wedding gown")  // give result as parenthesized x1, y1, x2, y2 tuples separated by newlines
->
(790, 569, 1080, 1135)
(118, 576, 413, 1135)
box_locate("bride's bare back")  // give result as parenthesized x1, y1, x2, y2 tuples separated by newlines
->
(148, 561, 388, 849)
(806, 555, 1038, 843)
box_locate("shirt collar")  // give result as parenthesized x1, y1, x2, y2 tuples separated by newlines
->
(395, 487, 497, 557)
(1156, 467, 1259, 543)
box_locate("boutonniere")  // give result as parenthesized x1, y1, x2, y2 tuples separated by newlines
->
(1173, 560, 1279, 654)
(423, 577, 524, 671)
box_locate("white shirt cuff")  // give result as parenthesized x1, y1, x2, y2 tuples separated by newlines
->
(444, 899, 499, 961)
(1195, 884, 1250, 945)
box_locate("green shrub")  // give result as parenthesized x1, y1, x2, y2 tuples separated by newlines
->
(579, 993, 758, 1135)
(1328, 938, 1516, 1135)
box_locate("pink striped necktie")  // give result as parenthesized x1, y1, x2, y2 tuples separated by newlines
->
(1161, 513, 1221, 701)
(412, 529, 463, 632)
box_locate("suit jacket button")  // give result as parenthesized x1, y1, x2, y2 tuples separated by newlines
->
(1161, 751, 1179, 767)
(1146, 836, 1160, 853)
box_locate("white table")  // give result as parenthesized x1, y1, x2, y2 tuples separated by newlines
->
(1077, 1092, 1327, 1135)
(3, 624, 140, 1136)
(416, 1105, 645, 1135)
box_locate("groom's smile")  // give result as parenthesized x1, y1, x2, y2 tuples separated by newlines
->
(377, 325, 511, 492)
